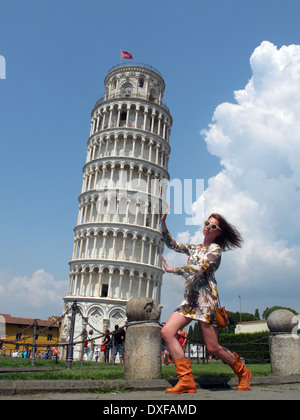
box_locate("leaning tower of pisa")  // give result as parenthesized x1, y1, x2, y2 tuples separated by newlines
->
(60, 63, 172, 357)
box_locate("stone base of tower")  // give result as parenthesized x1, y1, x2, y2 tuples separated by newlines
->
(59, 296, 128, 361)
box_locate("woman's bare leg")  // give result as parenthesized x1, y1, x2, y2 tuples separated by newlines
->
(161, 312, 192, 360)
(200, 321, 235, 364)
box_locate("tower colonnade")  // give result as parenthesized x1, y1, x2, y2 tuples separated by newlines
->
(85, 131, 170, 171)
(72, 226, 163, 266)
(67, 263, 162, 303)
(89, 101, 171, 142)
(81, 158, 169, 197)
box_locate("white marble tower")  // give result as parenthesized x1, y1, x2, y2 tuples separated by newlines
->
(60, 63, 172, 357)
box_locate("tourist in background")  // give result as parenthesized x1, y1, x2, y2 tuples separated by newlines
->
(177, 327, 187, 355)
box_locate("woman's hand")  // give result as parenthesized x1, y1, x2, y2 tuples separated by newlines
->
(161, 255, 177, 274)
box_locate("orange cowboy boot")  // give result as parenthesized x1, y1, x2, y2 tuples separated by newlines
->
(229, 353, 252, 391)
(165, 357, 197, 394)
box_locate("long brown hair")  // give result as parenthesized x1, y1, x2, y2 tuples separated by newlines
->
(209, 213, 243, 251)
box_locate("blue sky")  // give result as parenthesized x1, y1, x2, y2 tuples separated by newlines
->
(1, 0, 300, 320)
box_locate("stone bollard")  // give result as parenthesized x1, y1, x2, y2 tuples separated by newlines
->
(267, 309, 300, 375)
(124, 297, 162, 380)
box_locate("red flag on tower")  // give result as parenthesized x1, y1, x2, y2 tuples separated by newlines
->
(122, 51, 133, 59)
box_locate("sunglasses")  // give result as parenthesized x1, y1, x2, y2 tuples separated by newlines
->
(204, 220, 221, 231)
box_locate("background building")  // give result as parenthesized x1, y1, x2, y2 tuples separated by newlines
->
(235, 320, 269, 334)
(60, 62, 172, 359)
(0, 313, 60, 356)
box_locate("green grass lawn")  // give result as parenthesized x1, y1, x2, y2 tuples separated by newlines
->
(0, 357, 272, 381)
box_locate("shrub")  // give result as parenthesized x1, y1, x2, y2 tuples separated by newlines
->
(219, 332, 270, 364)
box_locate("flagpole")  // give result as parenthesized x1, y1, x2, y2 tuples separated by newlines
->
(120, 48, 122, 64)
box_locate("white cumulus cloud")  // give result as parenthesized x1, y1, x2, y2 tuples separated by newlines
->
(0, 269, 67, 318)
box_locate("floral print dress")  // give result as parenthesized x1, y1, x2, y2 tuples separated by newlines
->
(162, 230, 222, 326)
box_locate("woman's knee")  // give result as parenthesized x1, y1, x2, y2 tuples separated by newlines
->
(161, 324, 177, 343)
(206, 343, 221, 356)
(161, 313, 190, 342)
(161, 325, 169, 342)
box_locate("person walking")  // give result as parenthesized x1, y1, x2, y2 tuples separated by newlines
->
(160, 205, 252, 394)
(87, 329, 94, 361)
(94, 346, 100, 362)
(112, 325, 125, 363)
(161, 322, 169, 366)
(102, 329, 111, 363)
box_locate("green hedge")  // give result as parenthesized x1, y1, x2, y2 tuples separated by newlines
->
(219, 332, 270, 364)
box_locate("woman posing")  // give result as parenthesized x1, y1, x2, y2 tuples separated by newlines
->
(161, 206, 252, 394)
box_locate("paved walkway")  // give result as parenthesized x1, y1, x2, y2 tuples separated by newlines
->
(0, 375, 299, 401)
(1, 383, 300, 401)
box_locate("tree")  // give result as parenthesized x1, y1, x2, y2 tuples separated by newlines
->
(262, 306, 299, 319)
(187, 325, 194, 343)
(194, 322, 203, 343)
(254, 309, 260, 320)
